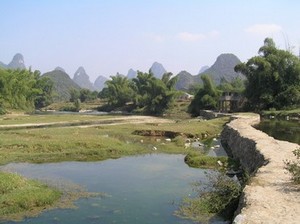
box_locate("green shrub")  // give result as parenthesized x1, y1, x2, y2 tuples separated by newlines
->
(172, 136, 186, 147)
(284, 148, 300, 184)
(176, 172, 241, 222)
(184, 151, 229, 169)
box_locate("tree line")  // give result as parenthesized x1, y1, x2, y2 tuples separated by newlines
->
(189, 38, 300, 115)
(1, 38, 299, 115)
(98, 71, 178, 115)
(235, 38, 300, 111)
(0, 68, 53, 114)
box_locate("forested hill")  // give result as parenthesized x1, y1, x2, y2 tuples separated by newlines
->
(175, 71, 201, 91)
(42, 69, 81, 102)
(198, 53, 243, 84)
(175, 53, 243, 91)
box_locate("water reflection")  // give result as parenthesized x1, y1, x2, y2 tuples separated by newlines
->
(255, 119, 300, 144)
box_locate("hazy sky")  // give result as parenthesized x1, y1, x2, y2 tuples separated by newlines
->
(1, 0, 300, 81)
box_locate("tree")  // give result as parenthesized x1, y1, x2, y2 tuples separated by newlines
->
(34, 75, 54, 109)
(0, 68, 53, 111)
(218, 77, 245, 93)
(132, 71, 156, 108)
(235, 38, 300, 110)
(98, 87, 110, 99)
(79, 89, 97, 102)
(188, 75, 220, 116)
(132, 71, 178, 115)
(105, 75, 135, 107)
(99, 71, 178, 115)
(69, 88, 80, 102)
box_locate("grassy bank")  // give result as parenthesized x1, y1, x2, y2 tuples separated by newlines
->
(184, 151, 232, 170)
(0, 115, 229, 165)
(0, 172, 61, 221)
(0, 114, 229, 221)
(261, 108, 300, 119)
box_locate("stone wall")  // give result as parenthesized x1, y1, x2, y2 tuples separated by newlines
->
(221, 114, 300, 224)
(221, 115, 265, 174)
(199, 110, 230, 119)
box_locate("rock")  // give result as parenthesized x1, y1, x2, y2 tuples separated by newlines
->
(152, 146, 157, 151)
(184, 143, 191, 148)
(217, 160, 223, 166)
(233, 214, 245, 224)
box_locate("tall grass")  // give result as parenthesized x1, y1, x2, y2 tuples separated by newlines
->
(0, 172, 61, 221)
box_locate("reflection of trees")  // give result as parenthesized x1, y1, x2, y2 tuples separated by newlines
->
(257, 120, 300, 144)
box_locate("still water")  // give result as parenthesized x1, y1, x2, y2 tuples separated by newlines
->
(255, 119, 300, 145)
(2, 154, 216, 224)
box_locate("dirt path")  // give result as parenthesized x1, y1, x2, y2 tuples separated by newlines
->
(0, 115, 174, 130)
(225, 114, 300, 224)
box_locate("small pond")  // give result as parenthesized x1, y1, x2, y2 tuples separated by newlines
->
(255, 119, 300, 144)
(1, 154, 224, 224)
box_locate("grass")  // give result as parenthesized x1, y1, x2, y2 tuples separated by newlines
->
(133, 117, 229, 138)
(184, 151, 230, 170)
(164, 100, 191, 120)
(0, 172, 61, 221)
(43, 99, 106, 111)
(0, 115, 229, 165)
(0, 113, 229, 221)
(184, 148, 240, 171)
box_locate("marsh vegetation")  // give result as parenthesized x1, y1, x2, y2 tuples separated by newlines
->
(0, 113, 229, 221)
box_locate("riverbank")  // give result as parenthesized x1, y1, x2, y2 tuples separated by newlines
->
(0, 114, 229, 221)
(0, 172, 61, 221)
(261, 108, 300, 120)
(221, 113, 300, 223)
(0, 115, 228, 165)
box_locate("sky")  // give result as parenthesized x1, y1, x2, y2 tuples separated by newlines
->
(1, 0, 300, 82)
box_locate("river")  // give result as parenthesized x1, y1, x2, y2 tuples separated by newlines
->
(255, 119, 300, 144)
(1, 154, 224, 224)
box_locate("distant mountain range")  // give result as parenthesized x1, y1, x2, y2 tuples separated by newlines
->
(94, 75, 108, 91)
(73, 66, 95, 90)
(175, 53, 244, 91)
(1, 53, 244, 101)
(150, 62, 166, 79)
(198, 65, 209, 74)
(127, 69, 137, 79)
(42, 68, 81, 102)
(175, 71, 201, 91)
(126, 62, 167, 80)
(0, 53, 26, 70)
